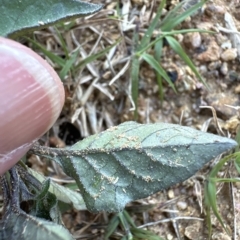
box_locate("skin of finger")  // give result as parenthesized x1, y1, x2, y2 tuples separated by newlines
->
(0, 37, 65, 175)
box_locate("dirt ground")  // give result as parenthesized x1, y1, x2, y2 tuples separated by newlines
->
(17, 0, 240, 239)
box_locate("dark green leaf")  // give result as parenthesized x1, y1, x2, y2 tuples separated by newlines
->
(31, 121, 237, 212)
(32, 179, 61, 224)
(0, 0, 102, 37)
(0, 210, 73, 240)
(27, 167, 86, 210)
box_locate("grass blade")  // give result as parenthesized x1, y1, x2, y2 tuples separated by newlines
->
(142, 53, 176, 92)
(160, 0, 185, 27)
(137, 0, 166, 50)
(122, 210, 136, 228)
(204, 153, 237, 236)
(104, 215, 120, 240)
(130, 55, 140, 119)
(26, 37, 65, 67)
(131, 227, 164, 240)
(154, 39, 164, 102)
(137, 29, 213, 56)
(165, 35, 208, 88)
(59, 49, 79, 80)
(234, 153, 240, 174)
(161, 0, 205, 31)
(53, 26, 69, 58)
(205, 178, 229, 233)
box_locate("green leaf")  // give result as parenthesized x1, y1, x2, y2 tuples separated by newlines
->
(31, 121, 237, 212)
(104, 215, 120, 239)
(27, 167, 87, 210)
(131, 227, 164, 240)
(59, 49, 79, 80)
(0, 210, 74, 240)
(205, 179, 225, 227)
(0, 0, 102, 37)
(32, 179, 62, 224)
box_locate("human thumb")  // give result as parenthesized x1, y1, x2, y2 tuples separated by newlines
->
(0, 37, 65, 175)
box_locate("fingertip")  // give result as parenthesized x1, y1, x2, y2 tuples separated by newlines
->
(0, 37, 65, 174)
(0, 143, 32, 175)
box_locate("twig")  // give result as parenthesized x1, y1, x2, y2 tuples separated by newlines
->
(138, 216, 203, 228)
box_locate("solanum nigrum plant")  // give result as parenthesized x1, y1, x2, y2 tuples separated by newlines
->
(1, 121, 237, 239)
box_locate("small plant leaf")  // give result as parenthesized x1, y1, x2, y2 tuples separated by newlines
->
(0, 210, 74, 240)
(0, 0, 102, 37)
(31, 121, 237, 212)
(27, 167, 87, 210)
(32, 179, 62, 224)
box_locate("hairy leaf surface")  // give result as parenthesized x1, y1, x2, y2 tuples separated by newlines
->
(32, 121, 237, 212)
(0, 0, 102, 37)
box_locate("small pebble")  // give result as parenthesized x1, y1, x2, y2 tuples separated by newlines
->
(208, 60, 221, 71)
(191, 32, 202, 48)
(221, 48, 237, 61)
(212, 233, 231, 240)
(177, 201, 188, 210)
(220, 62, 228, 75)
(176, 33, 184, 43)
(196, 22, 213, 30)
(228, 70, 239, 82)
(183, 32, 201, 49)
(206, 92, 240, 119)
(205, 4, 226, 16)
(197, 41, 221, 62)
(199, 65, 208, 74)
(234, 84, 240, 94)
(168, 189, 175, 199)
(166, 234, 174, 240)
(185, 223, 201, 239)
(221, 41, 232, 49)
